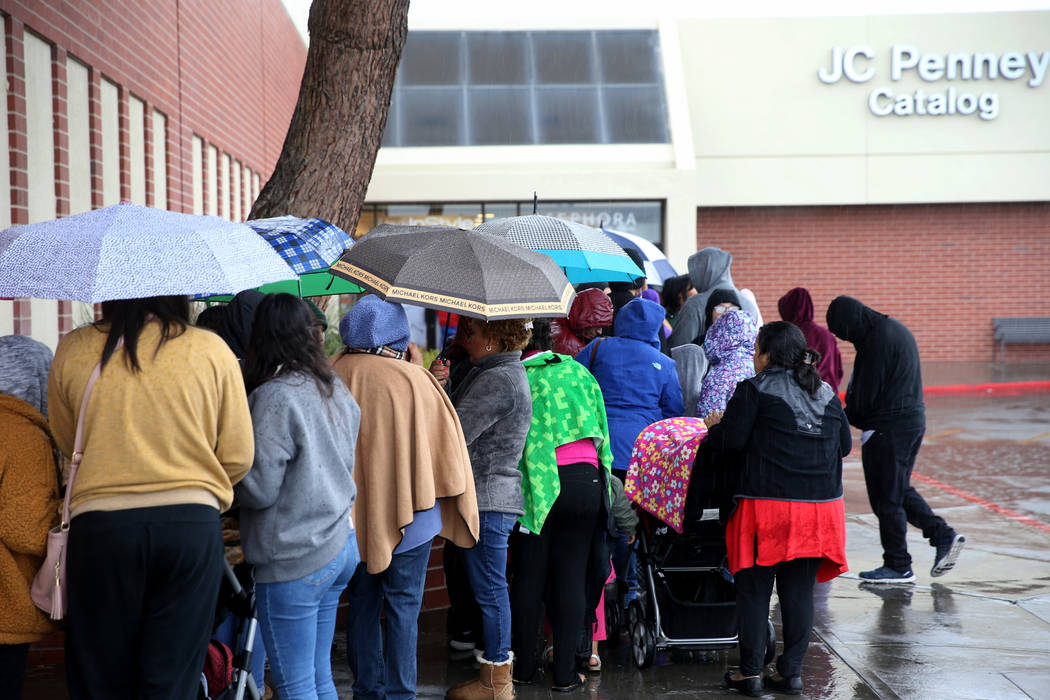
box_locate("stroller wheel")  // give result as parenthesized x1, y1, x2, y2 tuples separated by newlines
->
(629, 600, 655, 669)
(763, 619, 777, 666)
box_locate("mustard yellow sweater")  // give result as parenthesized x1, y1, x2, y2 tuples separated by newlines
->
(0, 395, 59, 644)
(47, 322, 254, 516)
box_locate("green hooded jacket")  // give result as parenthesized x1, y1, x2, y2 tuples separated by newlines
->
(518, 351, 614, 533)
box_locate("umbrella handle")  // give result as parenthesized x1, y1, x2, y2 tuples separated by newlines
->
(439, 318, 452, 359)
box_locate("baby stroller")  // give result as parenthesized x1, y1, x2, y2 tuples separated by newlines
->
(199, 559, 262, 700)
(623, 422, 775, 669)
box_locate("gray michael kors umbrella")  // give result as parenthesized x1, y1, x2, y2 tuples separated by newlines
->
(329, 224, 574, 320)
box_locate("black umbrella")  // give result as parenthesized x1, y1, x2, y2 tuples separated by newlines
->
(329, 224, 574, 320)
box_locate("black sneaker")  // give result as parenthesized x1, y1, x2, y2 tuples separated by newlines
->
(931, 533, 965, 577)
(858, 565, 915, 583)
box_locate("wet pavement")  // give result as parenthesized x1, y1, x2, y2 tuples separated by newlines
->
(23, 390, 1050, 699)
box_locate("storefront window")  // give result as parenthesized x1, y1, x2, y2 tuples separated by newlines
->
(375, 203, 483, 230)
(364, 200, 663, 246)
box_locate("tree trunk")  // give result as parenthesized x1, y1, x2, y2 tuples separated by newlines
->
(248, 0, 409, 238)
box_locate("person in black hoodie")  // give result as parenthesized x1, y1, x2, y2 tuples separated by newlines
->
(826, 296, 965, 583)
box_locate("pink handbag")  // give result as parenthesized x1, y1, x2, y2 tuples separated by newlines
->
(30, 354, 106, 620)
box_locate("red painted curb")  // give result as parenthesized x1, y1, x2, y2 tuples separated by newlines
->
(923, 380, 1050, 395)
(837, 380, 1050, 404)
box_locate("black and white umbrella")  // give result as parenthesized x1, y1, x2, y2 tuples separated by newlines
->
(329, 224, 574, 320)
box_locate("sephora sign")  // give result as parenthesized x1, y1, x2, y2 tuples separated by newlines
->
(818, 45, 1049, 121)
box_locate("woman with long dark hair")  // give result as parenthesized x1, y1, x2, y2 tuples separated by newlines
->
(703, 321, 850, 697)
(236, 293, 361, 700)
(47, 295, 254, 699)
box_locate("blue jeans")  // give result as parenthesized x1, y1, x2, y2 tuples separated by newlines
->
(256, 534, 359, 700)
(613, 529, 639, 608)
(346, 540, 432, 699)
(460, 511, 516, 662)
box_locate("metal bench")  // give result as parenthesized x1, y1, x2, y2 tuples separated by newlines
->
(993, 317, 1050, 362)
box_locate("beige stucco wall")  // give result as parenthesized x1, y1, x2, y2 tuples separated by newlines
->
(682, 11, 1050, 205)
(366, 9, 1048, 266)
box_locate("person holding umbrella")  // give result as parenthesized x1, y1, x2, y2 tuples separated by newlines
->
(47, 295, 255, 699)
(446, 317, 533, 700)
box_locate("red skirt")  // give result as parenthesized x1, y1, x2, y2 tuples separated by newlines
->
(726, 497, 848, 583)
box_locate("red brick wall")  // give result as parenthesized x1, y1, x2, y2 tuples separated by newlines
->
(0, 0, 306, 213)
(697, 202, 1050, 363)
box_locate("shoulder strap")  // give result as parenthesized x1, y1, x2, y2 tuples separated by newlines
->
(61, 338, 120, 528)
(589, 337, 606, 367)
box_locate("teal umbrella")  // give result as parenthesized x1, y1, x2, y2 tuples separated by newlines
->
(474, 215, 644, 284)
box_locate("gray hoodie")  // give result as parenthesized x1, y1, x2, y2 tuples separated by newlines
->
(236, 372, 361, 583)
(451, 351, 531, 515)
(668, 247, 760, 349)
(0, 335, 53, 417)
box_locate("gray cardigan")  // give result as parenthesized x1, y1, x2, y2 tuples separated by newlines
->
(236, 373, 361, 583)
(451, 351, 531, 515)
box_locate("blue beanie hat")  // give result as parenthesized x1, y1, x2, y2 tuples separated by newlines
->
(339, 295, 410, 352)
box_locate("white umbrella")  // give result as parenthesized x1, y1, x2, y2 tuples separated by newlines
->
(0, 203, 296, 303)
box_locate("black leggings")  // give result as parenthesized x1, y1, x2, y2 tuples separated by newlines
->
(735, 557, 821, 679)
(65, 504, 223, 700)
(511, 463, 603, 686)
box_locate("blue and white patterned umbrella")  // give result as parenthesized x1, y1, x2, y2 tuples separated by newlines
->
(602, 228, 678, 287)
(0, 203, 296, 303)
(246, 215, 352, 273)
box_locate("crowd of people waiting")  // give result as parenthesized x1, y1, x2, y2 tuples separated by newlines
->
(0, 244, 964, 700)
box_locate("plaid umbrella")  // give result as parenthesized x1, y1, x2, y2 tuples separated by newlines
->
(474, 215, 644, 284)
(329, 224, 574, 320)
(602, 228, 678, 288)
(199, 215, 363, 300)
(0, 203, 295, 303)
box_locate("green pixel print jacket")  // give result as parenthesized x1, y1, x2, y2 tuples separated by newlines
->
(518, 351, 614, 533)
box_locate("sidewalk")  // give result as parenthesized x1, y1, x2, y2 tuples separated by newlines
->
(22, 375, 1050, 699)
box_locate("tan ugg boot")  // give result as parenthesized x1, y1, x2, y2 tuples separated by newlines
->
(446, 655, 515, 700)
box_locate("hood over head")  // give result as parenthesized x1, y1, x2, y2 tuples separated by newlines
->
(778, 287, 814, 324)
(826, 296, 880, 344)
(566, 288, 614, 333)
(0, 334, 53, 416)
(703, 308, 758, 364)
(216, 289, 266, 359)
(613, 297, 666, 349)
(687, 247, 733, 293)
(704, 288, 741, 325)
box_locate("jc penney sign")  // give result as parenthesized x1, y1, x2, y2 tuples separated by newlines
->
(818, 46, 1049, 120)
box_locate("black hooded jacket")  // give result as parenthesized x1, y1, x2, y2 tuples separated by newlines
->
(826, 296, 925, 431)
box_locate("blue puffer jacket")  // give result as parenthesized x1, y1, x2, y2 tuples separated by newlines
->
(576, 298, 684, 471)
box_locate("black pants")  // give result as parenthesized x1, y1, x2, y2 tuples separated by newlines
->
(735, 557, 820, 678)
(0, 643, 30, 699)
(65, 505, 223, 700)
(862, 427, 954, 571)
(510, 463, 603, 686)
(444, 539, 482, 644)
